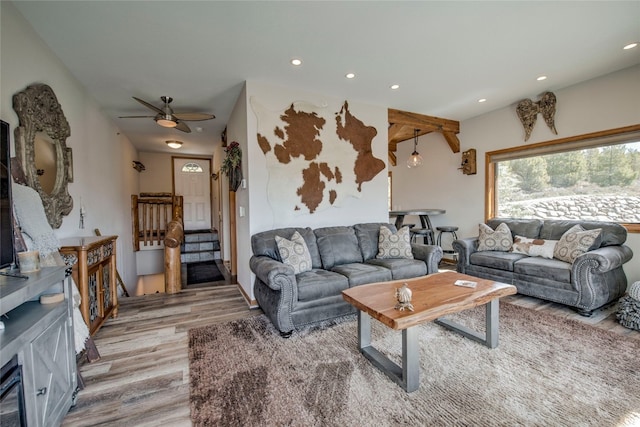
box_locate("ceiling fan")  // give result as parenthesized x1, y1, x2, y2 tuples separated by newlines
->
(119, 96, 215, 133)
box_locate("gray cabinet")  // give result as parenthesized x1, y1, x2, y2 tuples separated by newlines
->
(0, 266, 77, 427)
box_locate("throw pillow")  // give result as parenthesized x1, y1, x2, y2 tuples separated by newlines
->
(511, 235, 558, 259)
(275, 231, 312, 274)
(376, 226, 413, 259)
(553, 225, 602, 264)
(477, 223, 513, 252)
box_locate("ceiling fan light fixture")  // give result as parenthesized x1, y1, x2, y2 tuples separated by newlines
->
(166, 140, 183, 149)
(156, 115, 177, 128)
(406, 129, 423, 168)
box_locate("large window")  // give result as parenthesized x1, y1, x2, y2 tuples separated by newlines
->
(486, 125, 640, 233)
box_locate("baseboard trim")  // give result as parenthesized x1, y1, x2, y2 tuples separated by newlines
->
(235, 281, 259, 308)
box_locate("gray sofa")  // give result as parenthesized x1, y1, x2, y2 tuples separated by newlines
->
(453, 218, 633, 316)
(250, 222, 443, 336)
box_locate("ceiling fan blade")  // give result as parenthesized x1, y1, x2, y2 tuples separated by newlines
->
(174, 121, 191, 133)
(118, 115, 155, 118)
(173, 112, 216, 121)
(132, 97, 164, 115)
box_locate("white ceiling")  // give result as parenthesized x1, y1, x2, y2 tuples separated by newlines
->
(12, 1, 640, 156)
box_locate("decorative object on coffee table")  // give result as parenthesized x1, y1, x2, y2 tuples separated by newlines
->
(617, 281, 640, 331)
(395, 283, 414, 311)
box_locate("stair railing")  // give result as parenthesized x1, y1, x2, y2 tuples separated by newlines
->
(131, 193, 183, 251)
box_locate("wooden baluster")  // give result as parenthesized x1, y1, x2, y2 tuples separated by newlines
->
(142, 202, 148, 246)
(131, 195, 139, 252)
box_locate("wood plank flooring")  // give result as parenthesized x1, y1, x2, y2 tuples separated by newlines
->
(62, 285, 263, 427)
(62, 279, 639, 426)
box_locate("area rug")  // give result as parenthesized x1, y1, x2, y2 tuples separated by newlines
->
(188, 303, 640, 426)
(186, 261, 224, 284)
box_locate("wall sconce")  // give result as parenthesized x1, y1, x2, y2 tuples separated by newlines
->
(459, 149, 477, 175)
(406, 129, 423, 168)
(211, 172, 219, 181)
(36, 169, 45, 176)
(132, 161, 146, 172)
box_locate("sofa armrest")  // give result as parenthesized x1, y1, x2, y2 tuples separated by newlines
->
(572, 245, 634, 274)
(452, 237, 478, 272)
(250, 255, 297, 292)
(411, 244, 443, 273)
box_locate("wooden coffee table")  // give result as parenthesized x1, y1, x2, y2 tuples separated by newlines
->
(341, 271, 517, 392)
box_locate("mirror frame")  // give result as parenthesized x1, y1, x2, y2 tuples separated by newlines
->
(13, 83, 73, 228)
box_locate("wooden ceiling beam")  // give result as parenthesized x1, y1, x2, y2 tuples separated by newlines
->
(388, 150, 397, 167)
(442, 131, 461, 153)
(388, 108, 459, 134)
(387, 108, 461, 161)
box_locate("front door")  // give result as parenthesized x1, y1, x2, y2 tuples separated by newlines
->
(173, 157, 212, 231)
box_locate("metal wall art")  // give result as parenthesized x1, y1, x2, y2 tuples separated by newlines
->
(516, 91, 558, 141)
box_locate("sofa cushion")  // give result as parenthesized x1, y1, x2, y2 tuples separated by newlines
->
(354, 222, 397, 261)
(315, 226, 363, 269)
(478, 223, 513, 252)
(331, 263, 392, 287)
(366, 258, 427, 280)
(514, 257, 571, 283)
(296, 269, 349, 302)
(376, 226, 413, 259)
(540, 220, 623, 247)
(251, 227, 322, 268)
(275, 231, 312, 274)
(553, 225, 602, 263)
(487, 218, 543, 239)
(511, 235, 557, 259)
(470, 251, 527, 272)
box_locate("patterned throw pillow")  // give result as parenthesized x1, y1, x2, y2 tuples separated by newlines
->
(376, 226, 413, 259)
(275, 231, 312, 274)
(553, 225, 602, 264)
(511, 235, 558, 259)
(477, 223, 513, 252)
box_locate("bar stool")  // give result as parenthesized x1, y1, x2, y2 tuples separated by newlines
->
(410, 228, 434, 245)
(436, 226, 459, 257)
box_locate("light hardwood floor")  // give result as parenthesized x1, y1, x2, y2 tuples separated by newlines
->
(62, 277, 639, 426)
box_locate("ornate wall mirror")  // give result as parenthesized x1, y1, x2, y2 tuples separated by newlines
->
(13, 83, 73, 228)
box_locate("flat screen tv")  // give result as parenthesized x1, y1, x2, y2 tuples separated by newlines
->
(0, 120, 15, 269)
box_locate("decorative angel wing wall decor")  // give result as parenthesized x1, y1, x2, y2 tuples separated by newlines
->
(516, 91, 558, 141)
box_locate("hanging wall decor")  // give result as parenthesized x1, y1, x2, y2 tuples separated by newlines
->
(516, 91, 558, 141)
(221, 141, 242, 192)
(251, 97, 384, 222)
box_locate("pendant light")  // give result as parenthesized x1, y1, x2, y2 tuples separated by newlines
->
(406, 129, 423, 168)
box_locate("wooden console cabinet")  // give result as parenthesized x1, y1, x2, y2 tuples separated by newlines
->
(59, 235, 118, 336)
(0, 266, 78, 427)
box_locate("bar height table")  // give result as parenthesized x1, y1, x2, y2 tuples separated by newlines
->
(389, 209, 446, 243)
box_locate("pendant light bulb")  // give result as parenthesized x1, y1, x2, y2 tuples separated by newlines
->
(406, 129, 423, 168)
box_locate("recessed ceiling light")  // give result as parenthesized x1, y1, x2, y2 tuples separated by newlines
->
(345, 73, 356, 79)
(623, 42, 638, 50)
(291, 58, 302, 66)
(390, 84, 400, 90)
(537, 75, 548, 81)
(478, 98, 487, 103)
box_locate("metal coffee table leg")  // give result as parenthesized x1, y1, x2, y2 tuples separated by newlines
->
(434, 299, 500, 348)
(357, 311, 420, 392)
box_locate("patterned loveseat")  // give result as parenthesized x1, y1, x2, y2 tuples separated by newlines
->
(453, 218, 633, 316)
(250, 222, 443, 336)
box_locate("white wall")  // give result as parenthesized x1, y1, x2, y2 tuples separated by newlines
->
(1, 2, 140, 293)
(138, 152, 173, 192)
(227, 81, 389, 302)
(391, 65, 640, 286)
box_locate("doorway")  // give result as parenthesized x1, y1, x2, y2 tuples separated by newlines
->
(172, 157, 212, 231)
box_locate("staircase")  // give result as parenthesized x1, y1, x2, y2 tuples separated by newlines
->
(181, 230, 221, 264)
